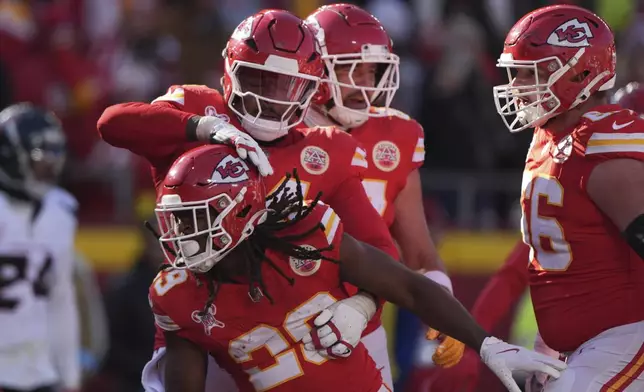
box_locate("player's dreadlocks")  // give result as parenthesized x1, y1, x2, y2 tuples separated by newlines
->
(153, 169, 340, 317)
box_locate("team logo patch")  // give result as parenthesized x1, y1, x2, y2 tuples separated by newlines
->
(191, 304, 225, 335)
(204, 105, 230, 122)
(289, 245, 322, 276)
(372, 141, 400, 172)
(547, 18, 594, 48)
(300, 146, 329, 175)
(211, 155, 250, 184)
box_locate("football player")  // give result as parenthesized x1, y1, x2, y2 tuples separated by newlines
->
(0, 104, 80, 392)
(489, 4, 644, 391)
(150, 144, 567, 392)
(423, 79, 644, 391)
(97, 9, 400, 392)
(301, 4, 463, 386)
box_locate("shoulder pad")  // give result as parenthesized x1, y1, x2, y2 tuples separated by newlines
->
(152, 85, 189, 105)
(370, 107, 411, 120)
(152, 85, 223, 109)
(44, 187, 78, 216)
(583, 113, 644, 159)
(284, 202, 341, 247)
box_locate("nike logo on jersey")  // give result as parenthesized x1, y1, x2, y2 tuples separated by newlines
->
(498, 348, 520, 354)
(613, 120, 634, 130)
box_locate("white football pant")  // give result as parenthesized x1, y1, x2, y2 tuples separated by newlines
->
(543, 321, 644, 392)
(141, 325, 393, 392)
(141, 347, 238, 392)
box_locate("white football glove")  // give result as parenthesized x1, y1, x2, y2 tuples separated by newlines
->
(302, 293, 377, 359)
(196, 116, 273, 176)
(480, 337, 567, 392)
(525, 332, 562, 392)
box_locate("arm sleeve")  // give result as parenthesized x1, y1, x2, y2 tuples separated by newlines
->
(149, 285, 182, 333)
(96, 101, 198, 162)
(326, 175, 399, 260)
(317, 203, 344, 249)
(470, 241, 530, 332)
(48, 217, 81, 389)
(584, 128, 644, 162)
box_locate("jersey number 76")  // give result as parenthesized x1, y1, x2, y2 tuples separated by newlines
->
(521, 173, 573, 271)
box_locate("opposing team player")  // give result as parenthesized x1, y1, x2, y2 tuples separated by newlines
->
(301, 4, 463, 384)
(0, 104, 80, 392)
(150, 144, 567, 392)
(490, 4, 644, 391)
(97, 9, 400, 392)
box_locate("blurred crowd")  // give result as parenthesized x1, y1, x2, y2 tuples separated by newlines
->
(1, 0, 642, 226)
(0, 0, 642, 391)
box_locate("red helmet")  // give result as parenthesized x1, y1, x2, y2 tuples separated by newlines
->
(493, 5, 616, 132)
(155, 145, 267, 273)
(306, 4, 399, 128)
(221, 9, 324, 141)
(612, 82, 644, 115)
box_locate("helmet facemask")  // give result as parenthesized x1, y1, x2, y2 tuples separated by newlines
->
(493, 53, 569, 132)
(226, 58, 320, 141)
(155, 189, 268, 273)
(493, 48, 615, 132)
(322, 44, 400, 128)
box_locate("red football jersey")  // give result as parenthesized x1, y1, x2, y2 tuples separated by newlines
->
(302, 108, 424, 335)
(100, 84, 397, 349)
(349, 108, 425, 228)
(521, 104, 644, 353)
(149, 204, 385, 392)
(149, 85, 396, 257)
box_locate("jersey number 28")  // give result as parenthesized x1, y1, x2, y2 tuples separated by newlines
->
(229, 292, 337, 391)
(521, 174, 572, 271)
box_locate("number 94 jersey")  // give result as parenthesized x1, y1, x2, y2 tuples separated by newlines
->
(521, 105, 644, 353)
(149, 204, 386, 392)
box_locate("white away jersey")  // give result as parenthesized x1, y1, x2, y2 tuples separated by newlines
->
(0, 187, 79, 389)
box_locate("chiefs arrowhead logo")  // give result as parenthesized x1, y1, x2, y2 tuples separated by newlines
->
(300, 146, 330, 175)
(547, 19, 593, 48)
(211, 155, 250, 184)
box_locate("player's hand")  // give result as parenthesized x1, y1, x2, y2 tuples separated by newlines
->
(302, 292, 377, 359)
(426, 329, 466, 368)
(479, 337, 567, 392)
(196, 116, 273, 176)
(525, 331, 562, 391)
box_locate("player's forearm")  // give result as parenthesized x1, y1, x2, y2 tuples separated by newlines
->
(329, 177, 400, 259)
(406, 272, 488, 351)
(49, 280, 81, 389)
(164, 332, 207, 392)
(340, 236, 487, 350)
(472, 241, 530, 331)
(97, 102, 198, 159)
